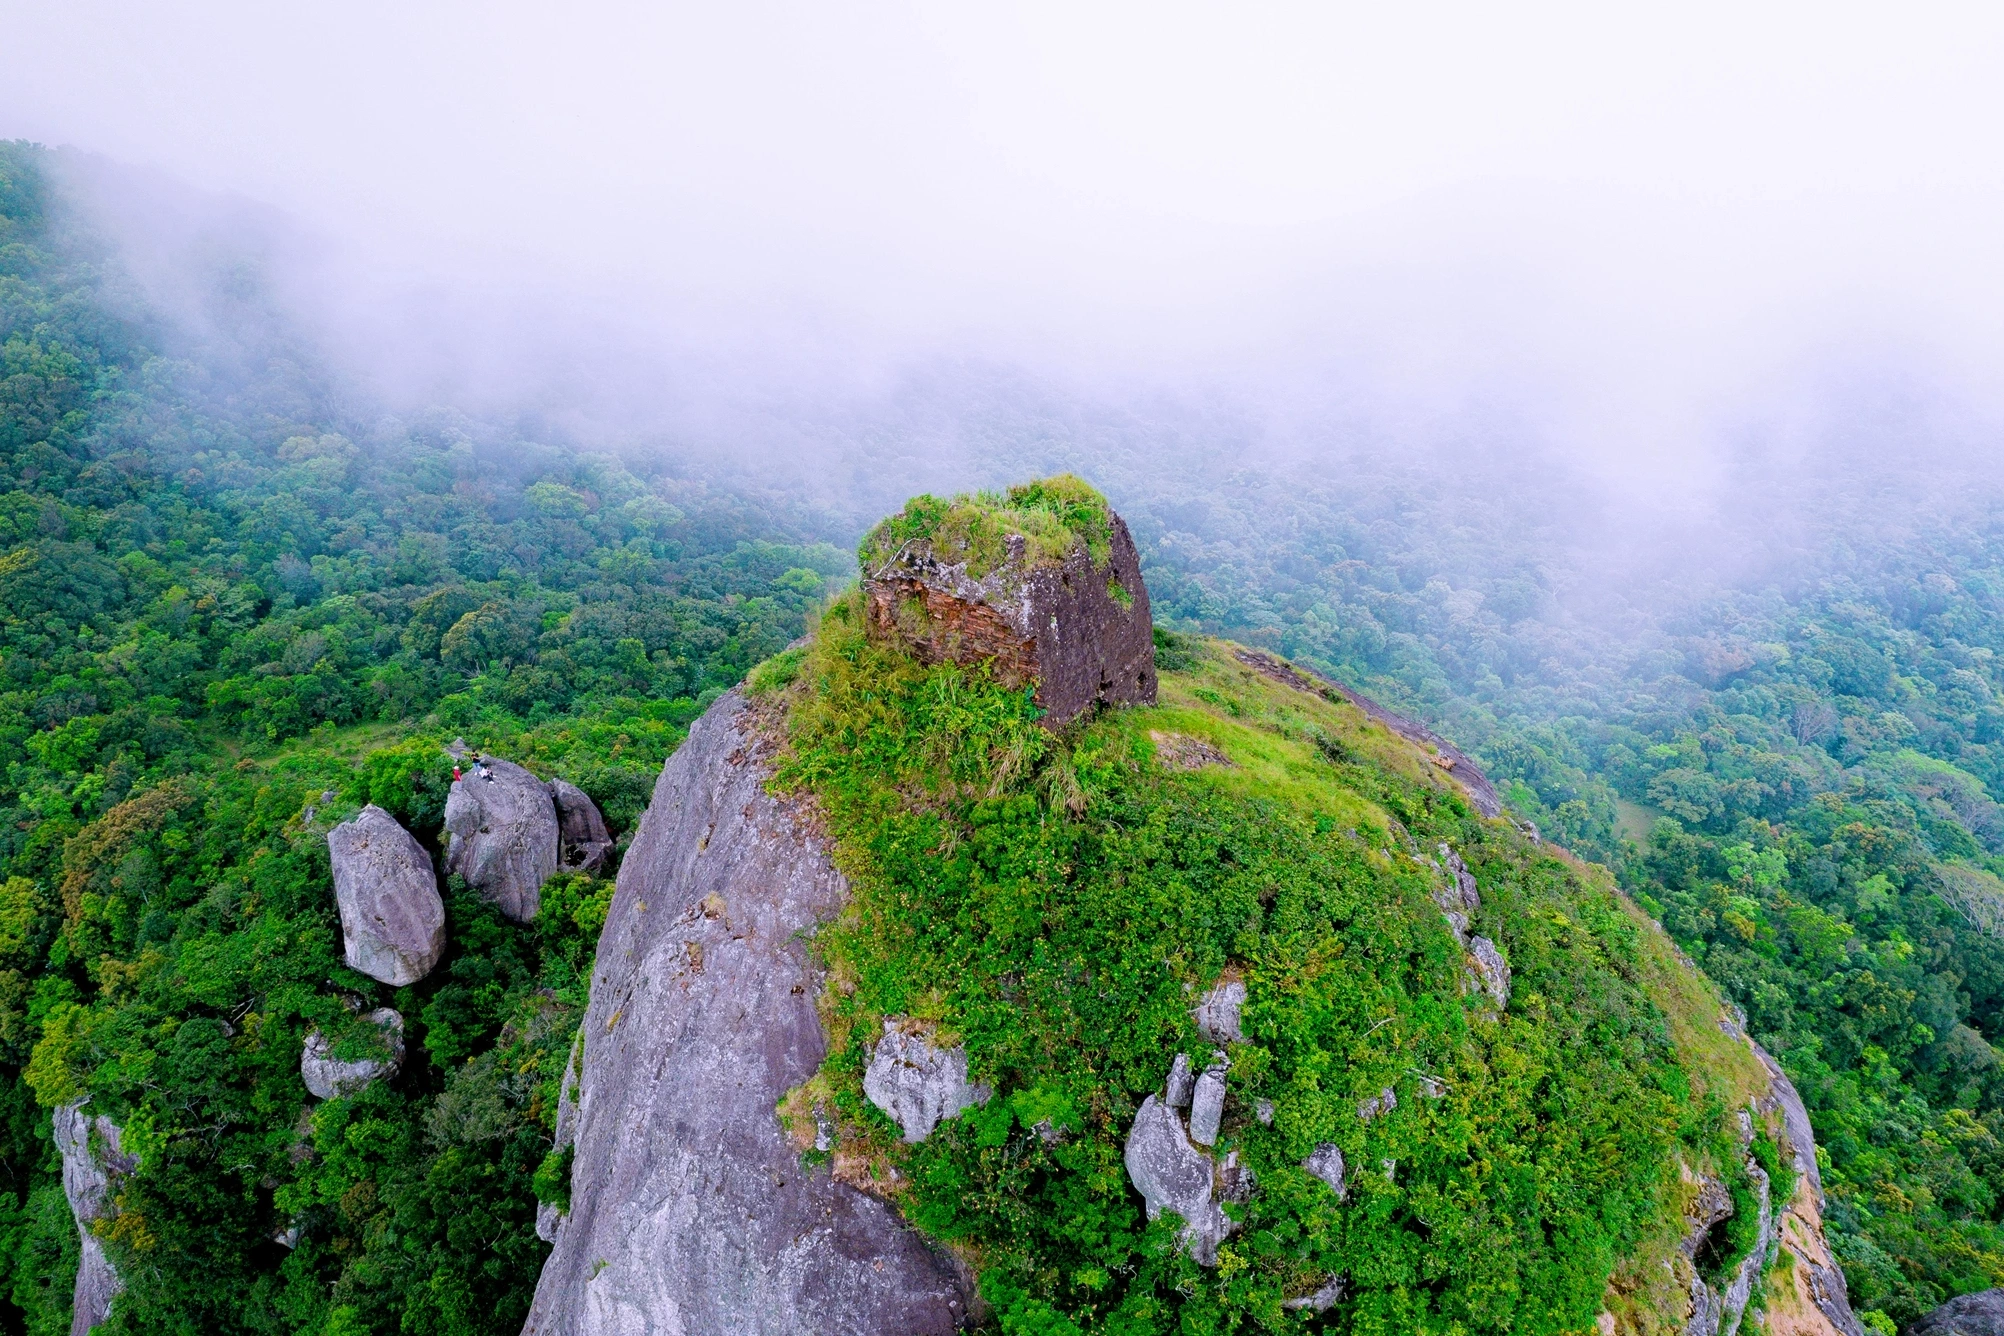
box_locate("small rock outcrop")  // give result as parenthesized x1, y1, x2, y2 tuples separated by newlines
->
(1432, 845, 1510, 1011)
(860, 484, 1156, 728)
(1192, 978, 1246, 1044)
(863, 1020, 991, 1143)
(326, 805, 446, 985)
(301, 1008, 405, 1099)
(520, 692, 971, 1335)
(1913, 1290, 2004, 1336)
(445, 757, 560, 921)
(54, 1102, 136, 1336)
(1302, 1143, 1347, 1198)
(1188, 1060, 1228, 1146)
(1751, 1041, 1868, 1336)
(1124, 1093, 1234, 1265)
(548, 778, 614, 874)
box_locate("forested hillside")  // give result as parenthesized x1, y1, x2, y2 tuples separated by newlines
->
(5, 129, 2004, 1336)
(0, 141, 842, 1332)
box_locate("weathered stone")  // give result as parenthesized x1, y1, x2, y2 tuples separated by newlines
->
(862, 505, 1156, 728)
(445, 757, 560, 922)
(1284, 1276, 1346, 1313)
(1468, 935, 1511, 1010)
(1165, 1052, 1196, 1108)
(1189, 1061, 1228, 1146)
(548, 777, 614, 875)
(1217, 1149, 1256, 1203)
(536, 1039, 581, 1246)
(54, 1102, 136, 1336)
(1435, 843, 1482, 939)
(1192, 978, 1246, 1044)
(863, 1020, 991, 1143)
(301, 1008, 404, 1099)
(1303, 1143, 1347, 1198)
(520, 691, 971, 1336)
(326, 804, 446, 986)
(1123, 1094, 1233, 1266)
(1913, 1289, 2004, 1336)
(1358, 1086, 1397, 1121)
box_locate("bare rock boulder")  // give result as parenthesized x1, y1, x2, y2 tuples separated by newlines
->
(1913, 1290, 2004, 1336)
(1123, 1094, 1234, 1266)
(54, 1102, 136, 1336)
(519, 691, 972, 1336)
(863, 1020, 992, 1143)
(859, 479, 1156, 729)
(327, 805, 446, 985)
(444, 757, 560, 922)
(301, 1008, 405, 1099)
(1192, 978, 1246, 1044)
(548, 777, 614, 875)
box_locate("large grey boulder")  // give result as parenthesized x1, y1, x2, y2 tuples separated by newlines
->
(445, 758, 560, 922)
(1192, 979, 1246, 1044)
(520, 691, 971, 1336)
(1913, 1290, 2004, 1335)
(549, 778, 614, 875)
(863, 1020, 991, 1143)
(327, 805, 446, 985)
(1123, 1094, 1233, 1266)
(301, 1008, 404, 1099)
(861, 496, 1156, 729)
(54, 1102, 136, 1336)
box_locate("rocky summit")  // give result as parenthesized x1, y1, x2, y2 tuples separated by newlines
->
(858, 475, 1156, 727)
(444, 756, 561, 922)
(325, 804, 447, 985)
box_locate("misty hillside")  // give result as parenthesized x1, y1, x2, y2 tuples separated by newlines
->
(4, 136, 2004, 1336)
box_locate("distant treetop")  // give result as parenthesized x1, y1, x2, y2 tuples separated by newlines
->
(857, 473, 1114, 580)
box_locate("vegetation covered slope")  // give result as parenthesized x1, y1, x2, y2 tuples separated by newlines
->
(757, 600, 1768, 1334)
(0, 140, 841, 1333)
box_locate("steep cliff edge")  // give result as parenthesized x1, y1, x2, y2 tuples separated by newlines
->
(521, 691, 971, 1334)
(529, 479, 1865, 1336)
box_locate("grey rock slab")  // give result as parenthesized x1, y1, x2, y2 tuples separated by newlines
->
(1123, 1094, 1232, 1266)
(1303, 1143, 1347, 1198)
(1192, 978, 1246, 1044)
(327, 805, 446, 986)
(1468, 935, 1511, 1010)
(1913, 1290, 2004, 1336)
(1284, 1276, 1346, 1313)
(520, 691, 970, 1336)
(1165, 1052, 1195, 1108)
(446, 757, 560, 922)
(1188, 1062, 1228, 1146)
(54, 1102, 135, 1336)
(549, 777, 614, 875)
(301, 1008, 404, 1099)
(863, 1020, 991, 1143)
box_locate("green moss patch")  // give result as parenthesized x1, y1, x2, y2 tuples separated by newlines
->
(858, 474, 1116, 580)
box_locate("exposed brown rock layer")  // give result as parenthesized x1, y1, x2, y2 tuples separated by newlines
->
(864, 510, 1156, 728)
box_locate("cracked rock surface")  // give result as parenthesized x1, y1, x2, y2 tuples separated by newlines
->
(1123, 1094, 1234, 1266)
(520, 691, 969, 1336)
(549, 777, 614, 875)
(327, 805, 446, 985)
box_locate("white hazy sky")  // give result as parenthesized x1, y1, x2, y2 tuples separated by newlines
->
(5, 1, 2004, 468)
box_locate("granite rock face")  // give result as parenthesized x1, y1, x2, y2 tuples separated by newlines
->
(1750, 1041, 1867, 1336)
(445, 758, 560, 922)
(326, 805, 446, 985)
(863, 508, 1156, 728)
(520, 691, 970, 1336)
(301, 1008, 405, 1099)
(863, 1021, 991, 1143)
(54, 1102, 136, 1336)
(1913, 1290, 2004, 1336)
(1302, 1143, 1347, 1198)
(1123, 1094, 1233, 1266)
(549, 777, 614, 875)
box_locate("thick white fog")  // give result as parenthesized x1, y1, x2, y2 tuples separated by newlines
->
(5, 0, 2004, 499)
